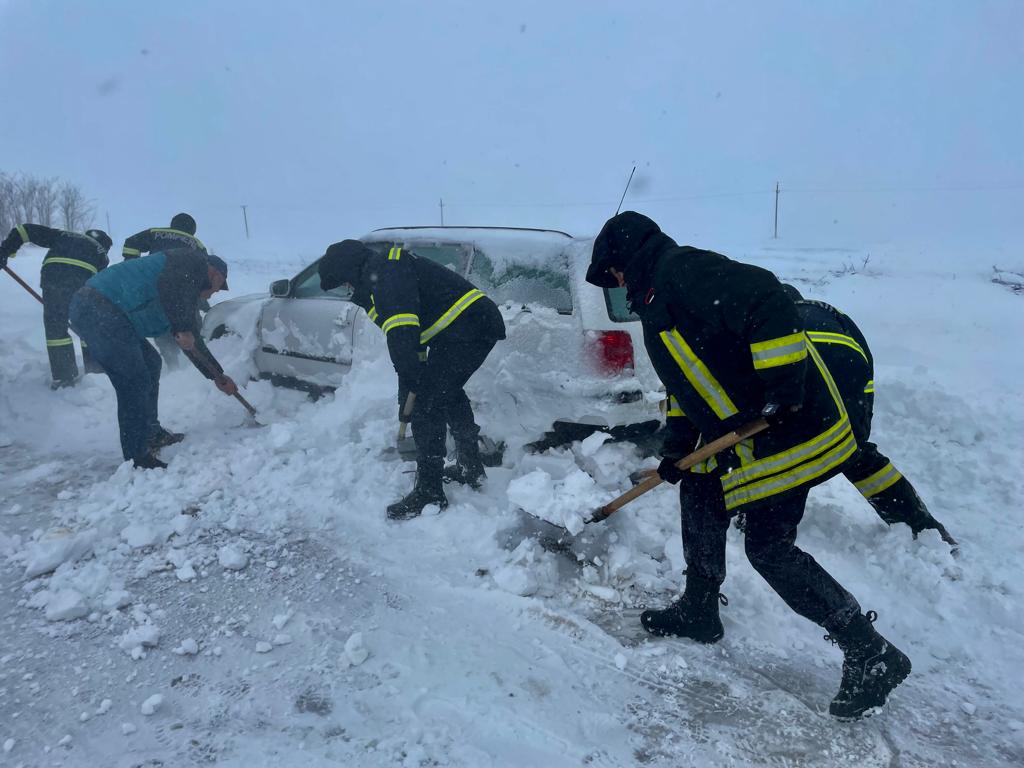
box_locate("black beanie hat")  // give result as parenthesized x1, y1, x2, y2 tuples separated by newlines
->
(170, 212, 197, 235)
(319, 239, 373, 291)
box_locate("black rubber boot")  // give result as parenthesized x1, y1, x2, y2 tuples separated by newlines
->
(387, 459, 449, 520)
(133, 452, 168, 470)
(149, 426, 185, 450)
(640, 574, 726, 643)
(825, 611, 912, 720)
(443, 437, 487, 490)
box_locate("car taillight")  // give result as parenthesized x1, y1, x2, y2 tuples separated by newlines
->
(587, 330, 635, 375)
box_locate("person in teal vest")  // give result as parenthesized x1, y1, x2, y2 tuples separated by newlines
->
(68, 248, 237, 468)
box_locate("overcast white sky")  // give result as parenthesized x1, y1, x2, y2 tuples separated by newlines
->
(1, 0, 1021, 261)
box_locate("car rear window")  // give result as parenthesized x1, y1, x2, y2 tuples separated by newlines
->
(604, 287, 638, 322)
(469, 249, 573, 314)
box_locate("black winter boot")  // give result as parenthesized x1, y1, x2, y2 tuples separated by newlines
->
(133, 452, 168, 470)
(387, 459, 449, 521)
(826, 610, 912, 720)
(443, 436, 486, 489)
(149, 426, 185, 450)
(640, 575, 726, 643)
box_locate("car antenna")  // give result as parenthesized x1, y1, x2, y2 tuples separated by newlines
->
(615, 165, 637, 216)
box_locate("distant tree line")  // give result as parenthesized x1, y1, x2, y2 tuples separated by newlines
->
(0, 172, 96, 235)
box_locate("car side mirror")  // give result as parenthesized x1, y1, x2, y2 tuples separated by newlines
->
(269, 279, 291, 297)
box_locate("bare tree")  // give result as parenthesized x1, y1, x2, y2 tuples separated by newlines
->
(58, 181, 95, 231)
(0, 172, 97, 235)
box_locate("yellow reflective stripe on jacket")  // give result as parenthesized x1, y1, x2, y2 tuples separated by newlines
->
(42, 257, 98, 274)
(864, 380, 875, 394)
(381, 313, 420, 334)
(659, 329, 738, 420)
(725, 432, 857, 510)
(735, 438, 756, 466)
(387, 247, 403, 261)
(16, 224, 30, 244)
(807, 331, 868, 363)
(667, 395, 685, 418)
(45, 337, 73, 347)
(420, 289, 485, 344)
(750, 332, 808, 370)
(722, 342, 849, 492)
(367, 305, 379, 323)
(853, 462, 902, 498)
(122, 247, 142, 257)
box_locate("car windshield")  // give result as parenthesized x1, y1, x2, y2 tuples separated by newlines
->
(290, 261, 352, 299)
(469, 248, 572, 313)
(604, 287, 638, 322)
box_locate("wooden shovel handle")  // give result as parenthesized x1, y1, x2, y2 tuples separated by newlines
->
(4, 265, 44, 304)
(397, 392, 416, 440)
(588, 418, 769, 523)
(189, 346, 258, 418)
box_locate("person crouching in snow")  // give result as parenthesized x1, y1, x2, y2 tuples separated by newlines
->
(318, 239, 505, 520)
(69, 249, 237, 469)
(586, 211, 911, 720)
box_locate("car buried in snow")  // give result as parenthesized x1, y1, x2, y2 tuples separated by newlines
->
(202, 226, 664, 444)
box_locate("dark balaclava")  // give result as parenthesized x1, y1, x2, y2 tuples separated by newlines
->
(585, 211, 669, 289)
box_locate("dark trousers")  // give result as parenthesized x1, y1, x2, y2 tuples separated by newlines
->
(69, 290, 162, 461)
(41, 270, 95, 382)
(410, 339, 497, 465)
(679, 473, 860, 630)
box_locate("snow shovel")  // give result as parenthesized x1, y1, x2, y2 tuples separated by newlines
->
(189, 347, 263, 425)
(380, 392, 417, 460)
(587, 418, 769, 524)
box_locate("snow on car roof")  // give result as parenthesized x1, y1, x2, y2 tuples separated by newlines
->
(362, 226, 578, 274)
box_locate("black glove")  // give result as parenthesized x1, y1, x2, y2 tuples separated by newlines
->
(761, 402, 801, 428)
(657, 456, 686, 485)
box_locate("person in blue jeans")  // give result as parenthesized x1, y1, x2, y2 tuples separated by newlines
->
(69, 248, 237, 468)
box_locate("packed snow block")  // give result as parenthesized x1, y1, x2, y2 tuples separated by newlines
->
(343, 632, 369, 666)
(43, 588, 90, 621)
(23, 528, 97, 578)
(120, 523, 173, 550)
(507, 466, 605, 535)
(218, 544, 249, 570)
(118, 622, 161, 654)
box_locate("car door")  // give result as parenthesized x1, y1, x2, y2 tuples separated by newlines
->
(254, 262, 358, 386)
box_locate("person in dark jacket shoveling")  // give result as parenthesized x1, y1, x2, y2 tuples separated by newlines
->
(319, 240, 505, 520)
(586, 211, 911, 720)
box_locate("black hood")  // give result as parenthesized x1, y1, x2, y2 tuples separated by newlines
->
(586, 211, 675, 289)
(319, 239, 373, 292)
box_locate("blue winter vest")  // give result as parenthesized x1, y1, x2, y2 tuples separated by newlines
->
(86, 252, 172, 338)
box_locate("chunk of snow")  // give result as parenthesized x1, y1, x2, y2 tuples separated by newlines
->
(255, 641, 273, 653)
(44, 588, 89, 622)
(96, 699, 112, 715)
(506, 467, 596, 534)
(579, 430, 612, 457)
(493, 565, 539, 596)
(102, 590, 132, 610)
(961, 701, 977, 716)
(140, 694, 163, 716)
(272, 611, 293, 630)
(121, 722, 136, 735)
(121, 524, 171, 549)
(173, 638, 199, 655)
(118, 623, 161, 654)
(614, 653, 628, 670)
(218, 545, 248, 570)
(174, 561, 196, 582)
(23, 529, 97, 578)
(57, 734, 72, 747)
(3, 738, 14, 753)
(272, 633, 292, 646)
(344, 632, 369, 666)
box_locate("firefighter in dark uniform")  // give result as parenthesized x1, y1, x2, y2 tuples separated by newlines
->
(318, 240, 506, 520)
(781, 284, 955, 546)
(586, 212, 911, 720)
(0, 223, 112, 387)
(121, 213, 207, 368)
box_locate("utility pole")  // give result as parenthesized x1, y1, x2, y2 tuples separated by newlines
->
(439, 197, 445, 226)
(241, 205, 250, 239)
(105, 210, 111, 235)
(773, 182, 780, 239)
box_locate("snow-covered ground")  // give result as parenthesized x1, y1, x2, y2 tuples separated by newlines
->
(1, 240, 1023, 767)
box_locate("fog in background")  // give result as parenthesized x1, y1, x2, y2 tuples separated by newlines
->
(2, 0, 1021, 262)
